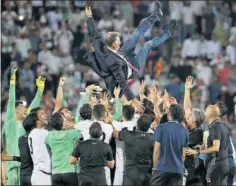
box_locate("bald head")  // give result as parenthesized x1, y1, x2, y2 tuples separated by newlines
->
(204, 105, 220, 124)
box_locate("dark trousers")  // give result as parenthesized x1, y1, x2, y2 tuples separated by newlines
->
(149, 170, 183, 186)
(228, 167, 236, 186)
(123, 165, 151, 186)
(206, 161, 229, 185)
(79, 172, 107, 186)
(52, 173, 78, 186)
(20, 175, 32, 186)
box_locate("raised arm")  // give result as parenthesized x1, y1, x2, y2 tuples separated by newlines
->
(53, 77, 66, 114)
(75, 86, 93, 123)
(85, 6, 106, 51)
(27, 76, 46, 114)
(184, 76, 194, 112)
(4, 66, 17, 133)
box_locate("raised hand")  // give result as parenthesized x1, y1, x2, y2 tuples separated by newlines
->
(85, 6, 92, 17)
(185, 76, 194, 90)
(10, 65, 18, 84)
(100, 92, 109, 109)
(139, 80, 146, 95)
(59, 77, 66, 87)
(36, 76, 46, 91)
(131, 98, 144, 113)
(148, 85, 157, 102)
(113, 87, 121, 99)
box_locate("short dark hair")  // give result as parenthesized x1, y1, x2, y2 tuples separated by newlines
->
(215, 102, 228, 117)
(30, 107, 42, 120)
(122, 105, 135, 121)
(105, 32, 120, 47)
(142, 98, 154, 110)
(80, 104, 92, 120)
(51, 112, 63, 130)
(89, 122, 103, 138)
(93, 104, 106, 120)
(23, 112, 38, 133)
(143, 107, 156, 122)
(168, 104, 183, 123)
(57, 108, 64, 115)
(15, 100, 26, 108)
(137, 114, 152, 132)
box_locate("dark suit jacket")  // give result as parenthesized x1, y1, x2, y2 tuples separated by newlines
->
(83, 17, 135, 100)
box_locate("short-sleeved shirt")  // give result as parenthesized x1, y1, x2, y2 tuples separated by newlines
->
(75, 120, 113, 144)
(18, 134, 33, 176)
(207, 120, 228, 163)
(154, 121, 189, 174)
(29, 128, 51, 173)
(118, 128, 154, 166)
(71, 139, 113, 173)
(45, 129, 81, 174)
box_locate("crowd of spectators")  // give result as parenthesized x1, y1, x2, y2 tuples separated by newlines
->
(1, 0, 236, 131)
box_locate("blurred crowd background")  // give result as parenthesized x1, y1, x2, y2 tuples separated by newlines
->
(1, 0, 236, 139)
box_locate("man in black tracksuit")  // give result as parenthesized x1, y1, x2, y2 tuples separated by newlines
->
(113, 114, 154, 186)
(18, 112, 37, 186)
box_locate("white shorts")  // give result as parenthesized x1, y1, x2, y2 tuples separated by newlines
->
(31, 170, 51, 185)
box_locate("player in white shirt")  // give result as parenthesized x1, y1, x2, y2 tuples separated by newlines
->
(113, 105, 136, 185)
(75, 104, 113, 184)
(74, 103, 94, 140)
(92, 104, 113, 185)
(28, 107, 51, 185)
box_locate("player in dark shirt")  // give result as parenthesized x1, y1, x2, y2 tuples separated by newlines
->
(18, 112, 37, 186)
(69, 122, 114, 186)
(113, 114, 154, 186)
(216, 102, 236, 186)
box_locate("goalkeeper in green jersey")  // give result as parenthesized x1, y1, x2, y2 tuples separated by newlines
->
(3, 66, 46, 185)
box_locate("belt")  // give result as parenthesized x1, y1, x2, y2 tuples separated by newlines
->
(40, 170, 52, 175)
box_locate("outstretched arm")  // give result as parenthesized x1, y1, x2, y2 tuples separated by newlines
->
(184, 76, 194, 112)
(53, 77, 66, 114)
(85, 6, 106, 51)
(4, 66, 17, 134)
(112, 87, 122, 121)
(27, 76, 46, 114)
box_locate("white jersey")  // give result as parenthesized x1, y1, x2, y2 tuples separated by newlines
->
(113, 120, 136, 185)
(28, 128, 51, 173)
(75, 120, 93, 141)
(75, 120, 113, 144)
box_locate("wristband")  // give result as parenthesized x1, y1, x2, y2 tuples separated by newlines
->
(13, 156, 21, 162)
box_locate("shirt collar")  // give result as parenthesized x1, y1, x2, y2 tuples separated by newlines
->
(208, 119, 220, 129)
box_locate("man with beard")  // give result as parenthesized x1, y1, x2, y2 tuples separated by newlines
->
(3, 66, 45, 185)
(28, 107, 51, 185)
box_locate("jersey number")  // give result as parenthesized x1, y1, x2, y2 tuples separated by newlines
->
(29, 137, 33, 154)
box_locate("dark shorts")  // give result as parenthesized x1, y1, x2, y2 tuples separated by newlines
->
(149, 170, 183, 186)
(79, 171, 107, 186)
(52, 172, 78, 186)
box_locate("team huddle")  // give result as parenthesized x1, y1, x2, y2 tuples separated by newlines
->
(2, 2, 236, 186)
